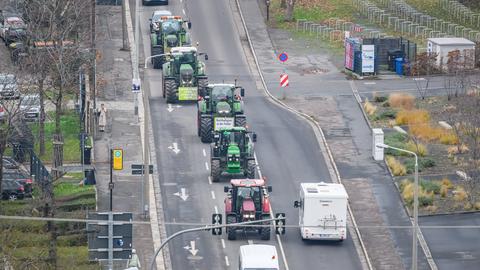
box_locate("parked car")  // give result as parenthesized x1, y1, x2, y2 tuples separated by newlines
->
(149, 10, 172, 32)
(20, 94, 40, 121)
(3, 169, 33, 197)
(142, 0, 168, 6)
(0, 16, 26, 45)
(1, 180, 25, 201)
(2, 156, 20, 169)
(0, 73, 20, 99)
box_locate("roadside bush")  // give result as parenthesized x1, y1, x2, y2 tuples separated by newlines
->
(373, 94, 388, 103)
(441, 178, 453, 188)
(410, 124, 443, 142)
(400, 179, 434, 206)
(400, 180, 414, 205)
(364, 99, 377, 115)
(395, 109, 430, 126)
(384, 133, 408, 156)
(406, 141, 427, 156)
(453, 186, 467, 202)
(404, 158, 436, 174)
(389, 93, 415, 110)
(447, 145, 469, 155)
(440, 185, 449, 197)
(419, 192, 434, 206)
(379, 109, 397, 119)
(386, 156, 407, 176)
(439, 131, 459, 145)
(420, 180, 441, 194)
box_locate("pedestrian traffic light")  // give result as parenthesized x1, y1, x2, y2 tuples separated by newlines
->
(112, 149, 123, 170)
(275, 213, 286, 235)
(211, 214, 222, 235)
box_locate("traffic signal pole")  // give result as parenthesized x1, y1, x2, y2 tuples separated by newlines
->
(109, 149, 113, 211)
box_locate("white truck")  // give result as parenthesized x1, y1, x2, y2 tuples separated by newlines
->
(238, 244, 279, 270)
(294, 182, 348, 241)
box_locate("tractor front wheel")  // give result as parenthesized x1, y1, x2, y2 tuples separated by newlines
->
(200, 116, 213, 143)
(211, 159, 221, 182)
(235, 115, 246, 127)
(260, 215, 271, 240)
(227, 215, 237, 240)
(246, 159, 256, 179)
(165, 79, 177, 103)
(198, 78, 208, 98)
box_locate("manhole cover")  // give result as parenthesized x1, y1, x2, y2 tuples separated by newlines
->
(326, 128, 351, 137)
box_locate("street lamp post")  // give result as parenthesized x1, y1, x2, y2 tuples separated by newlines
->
(376, 143, 418, 270)
(266, 0, 270, 21)
(144, 53, 171, 69)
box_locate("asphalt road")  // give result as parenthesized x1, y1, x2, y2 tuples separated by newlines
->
(139, 0, 363, 269)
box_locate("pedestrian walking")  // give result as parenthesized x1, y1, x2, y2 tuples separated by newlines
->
(98, 103, 107, 132)
(126, 248, 141, 269)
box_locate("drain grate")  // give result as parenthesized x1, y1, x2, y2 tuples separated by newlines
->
(326, 127, 351, 137)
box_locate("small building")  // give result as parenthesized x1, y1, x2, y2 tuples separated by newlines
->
(427, 38, 476, 69)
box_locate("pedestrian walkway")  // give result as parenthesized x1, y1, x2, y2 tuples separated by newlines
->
(237, 0, 430, 269)
(94, 5, 155, 269)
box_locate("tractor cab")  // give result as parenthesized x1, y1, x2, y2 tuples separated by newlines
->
(224, 179, 272, 240)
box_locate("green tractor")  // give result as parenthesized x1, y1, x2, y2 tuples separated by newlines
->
(150, 15, 191, 69)
(210, 127, 257, 182)
(197, 83, 246, 143)
(162, 46, 208, 103)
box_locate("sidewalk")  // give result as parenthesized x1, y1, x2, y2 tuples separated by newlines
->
(94, 5, 155, 269)
(238, 0, 430, 269)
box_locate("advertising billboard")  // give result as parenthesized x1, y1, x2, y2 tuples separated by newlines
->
(361, 45, 375, 73)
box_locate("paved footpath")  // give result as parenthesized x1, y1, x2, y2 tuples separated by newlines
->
(238, 0, 432, 269)
(94, 5, 155, 269)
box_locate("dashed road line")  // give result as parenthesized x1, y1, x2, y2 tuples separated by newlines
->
(221, 239, 226, 249)
(182, 9, 186, 15)
(214, 206, 219, 214)
(205, 162, 209, 171)
(211, 190, 216, 200)
(208, 176, 212, 185)
(202, 148, 207, 157)
(225, 256, 230, 266)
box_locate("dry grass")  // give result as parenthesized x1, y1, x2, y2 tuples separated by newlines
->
(386, 156, 407, 176)
(439, 132, 459, 145)
(389, 93, 415, 110)
(475, 202, 480, 210)
(364, 99, 377, 115)
(440, 185, 449, 197)
(405, 141, 428, 156)
(395, 109, 430, 125)
(447, 144, 469, 155)
(441, 178, 453, 188)
(409, 124, 443, 142)
(425, 205, 438, 213)
(400, 179, 435, 206)
(453, 186, 467, 202)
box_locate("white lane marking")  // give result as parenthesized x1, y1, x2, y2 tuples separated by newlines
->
(211, 190, 216, 200)
(202, 148, 207, 157)
(182, 9, 186, 15)
(221, 239, 226, 249)
(214, 206, 219, 214)
(364, 82, 376, 85)
(225, 256, 230, 266)
(208, 176, 212, 185)
(248, 240, 253, 245)
(205, 162, 209, 171)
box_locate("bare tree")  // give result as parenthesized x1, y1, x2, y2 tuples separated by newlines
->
(411, 52, 438, 100)
(285, 0, 296, 21)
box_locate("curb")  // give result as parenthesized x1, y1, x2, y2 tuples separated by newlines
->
(123, 1, 169, 269)
(234, 1, 372, 270)
(349, 78, 438, 270)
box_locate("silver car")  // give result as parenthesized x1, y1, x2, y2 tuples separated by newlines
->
(20, 94, 40, 121)
(0, 74, 20, 99)
(149, 10, 172, 32)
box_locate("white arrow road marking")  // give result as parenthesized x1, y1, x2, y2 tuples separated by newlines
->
(167, 104, 182, 112)
(168, 143, 181, 154)
(173, 188, 189, 201)
(184, 241, 198, 256)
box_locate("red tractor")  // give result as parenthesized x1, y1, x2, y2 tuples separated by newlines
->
(224, 179, 272, 240)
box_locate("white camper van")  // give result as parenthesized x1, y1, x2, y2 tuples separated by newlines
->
(294, 182, 348, 241)
(238, 244, 279, 270)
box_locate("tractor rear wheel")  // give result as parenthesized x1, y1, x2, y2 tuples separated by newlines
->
(200, 116, 213, 143)
(246, 159, 256, 179)
(260, 215, 271, 240)
(162, 80, 166, 98)
(198, 78, 208, 97)
(235, 115, 246, 127)
(152, 46, 164, 69)
(227, 215, 237, 240)
(165, 79, 177, 103)
(211, 159, 221, 182)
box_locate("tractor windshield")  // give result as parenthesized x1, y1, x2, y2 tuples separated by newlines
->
(236, 187, 261, 212)
(162, 20, 181, 34)
(179, 52, 195, 64)
(211, 86, 233, 100)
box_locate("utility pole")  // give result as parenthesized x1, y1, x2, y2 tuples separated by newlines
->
(121, 0, 129, 50)
(134, 0, 140, 118)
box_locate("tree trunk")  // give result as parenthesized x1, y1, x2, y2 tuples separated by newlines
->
(39, 80, 46, 156)
(285, 0, 295, 21)
(281, 0, 286, 8)
(52, 92, 63, 180)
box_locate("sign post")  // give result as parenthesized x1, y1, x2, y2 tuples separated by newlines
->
(278, 52, 289, 99)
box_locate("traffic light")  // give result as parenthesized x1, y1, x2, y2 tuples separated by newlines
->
(112, 149, 123, 170)
(275, 213, 286, 235)
(212, 214, 222, 235)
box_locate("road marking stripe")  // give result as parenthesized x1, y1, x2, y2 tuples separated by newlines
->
(202, 148, 207, 157)
(221, 239, 226, 249)
(182, 9, 186, 15)
(248, 240, 253, 245)
(364, 82, 376, 85)
(214, 206, 219, 214)
(205, 162, 209, 171)
(225, 256, 230, 266)
(208, 176, 212, 185)
(211, 190, 216, 200)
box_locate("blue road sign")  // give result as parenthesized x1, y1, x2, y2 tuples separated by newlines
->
(278, 52, 288, 62)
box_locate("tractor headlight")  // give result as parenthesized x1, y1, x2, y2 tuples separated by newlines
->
(228, 156, 233, 162)
(234, 156, 240, 162)
(243, 213, 255, 219)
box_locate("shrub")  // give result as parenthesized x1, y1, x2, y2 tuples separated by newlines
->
(441, 178, 453, 188)
(400, 180, 414, 205)
(373, 94, 388, 103)
(439, 132, 459, 145)
(384, 133, 408, 156)
(389, 93, 415, 110)
(386, 156, 407, 176)
(382, 101, 390, 107)
(379, 109, 397, 119)
(420, 180, 441, 194)
(419, 192, 434, 206)
(410, 124, 443, 142)
(453, 186, 467, 202)
(425, 205, 438, 212)
(395, 109, 430, 126)
(475, 202, 480, 210)
(364, 99, 377, 115)
(404, 158, 435, 174)
(406, 141, 427, 156)
(440, 185, 449, 197)
(447, 145, 469, 155)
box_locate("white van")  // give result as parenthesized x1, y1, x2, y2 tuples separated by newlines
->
(239, 244, 279, 270)
(294, 182, 348, 241)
